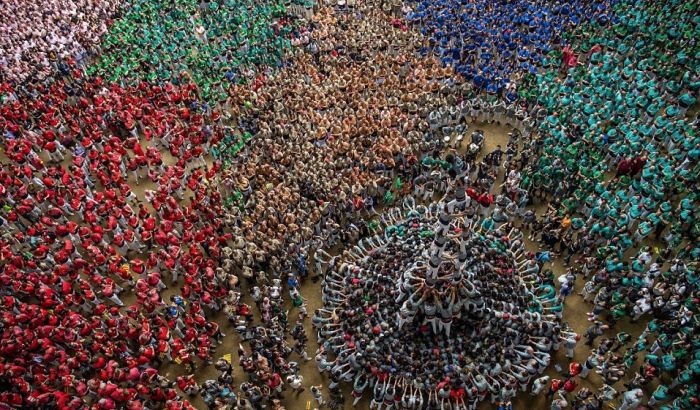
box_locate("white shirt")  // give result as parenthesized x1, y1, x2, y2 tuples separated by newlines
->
(287, 375, 303, 389)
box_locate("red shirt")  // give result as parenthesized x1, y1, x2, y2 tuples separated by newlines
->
(550, 379, 562, 392)
(563, 378, 577, 392)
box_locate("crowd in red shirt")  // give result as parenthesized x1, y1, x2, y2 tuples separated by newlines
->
(0, 73, 237, 408)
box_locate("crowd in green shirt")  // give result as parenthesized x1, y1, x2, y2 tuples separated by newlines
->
(520, 0, 699, 250)
(513, 1, 699, 407)
(86, 0, 297, 102)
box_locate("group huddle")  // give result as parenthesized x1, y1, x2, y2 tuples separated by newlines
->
(315, 198, 562, 408)
(1, 0, 699, 410)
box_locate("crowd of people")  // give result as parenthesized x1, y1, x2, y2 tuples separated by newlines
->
(509, 0, 699, 408)
(0, 0, 698, 409)
(0, 75, 242, 408)
(316, 199, 563, 408)
(406, 0, 614, 96)
(86, 0, 299, 102)
(0, 0, 122, 83)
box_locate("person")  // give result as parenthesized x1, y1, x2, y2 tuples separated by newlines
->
(286, 374, 305, 394)
(546, 379, 563, 399)
(311, 385, 325, 407)
(563, 333, 580, 359)
(648, 384, 669, 406)
(618, 388, 643, 410)
(551, 395, 569, 410)
(580, 353, 600, 379)
(585, 322, 608, 346)
(531, 376, 550, 396)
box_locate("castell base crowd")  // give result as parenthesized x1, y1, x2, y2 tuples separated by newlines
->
(0, 0, 698, 409)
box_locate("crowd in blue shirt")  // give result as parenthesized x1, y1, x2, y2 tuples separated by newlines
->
(406, 0, 614, 97)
